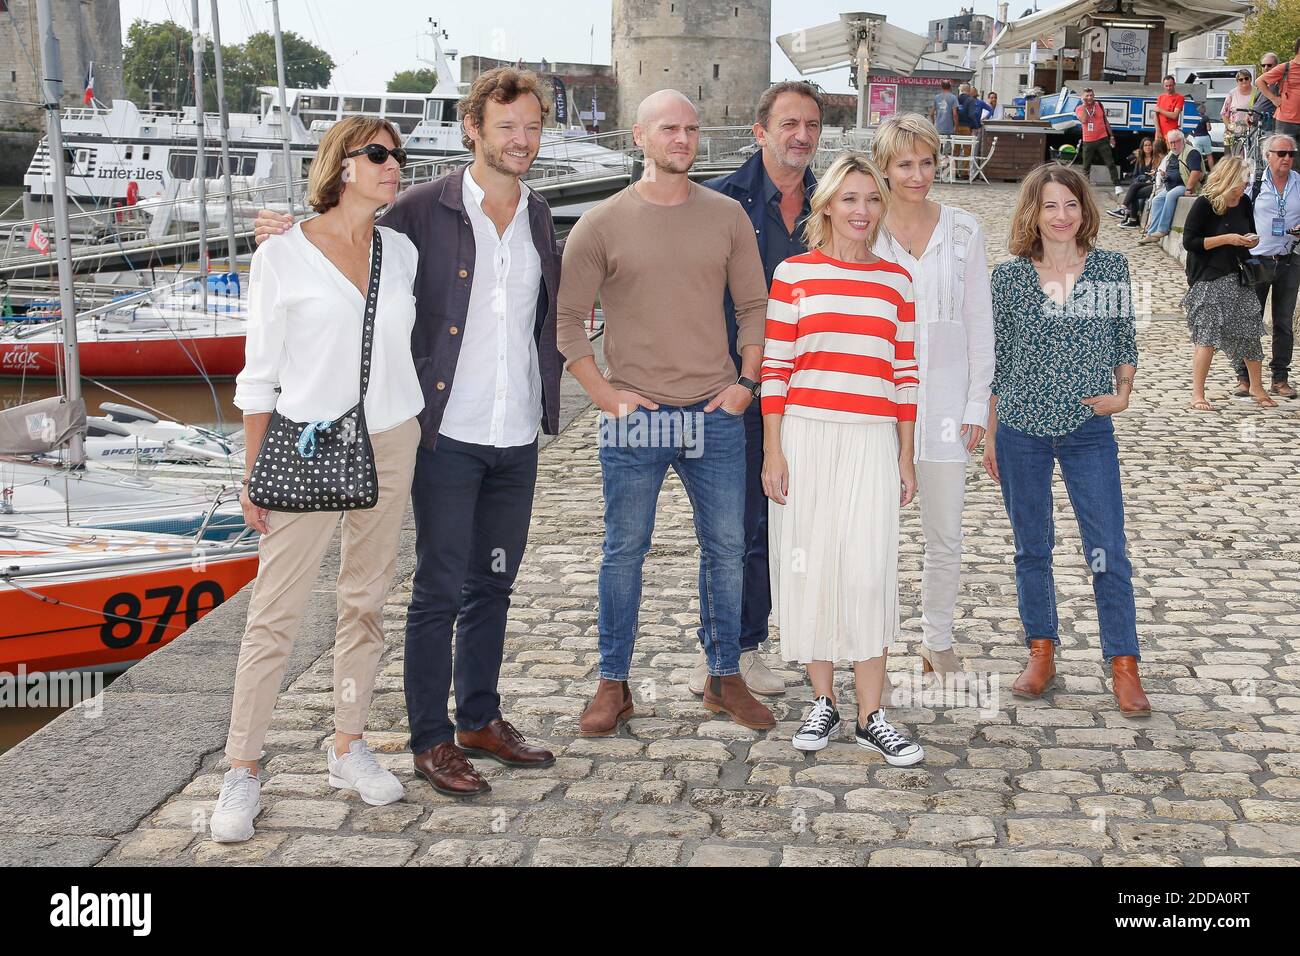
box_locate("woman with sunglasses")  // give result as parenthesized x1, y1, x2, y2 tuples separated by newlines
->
(1222, 71, 1256, 154)
(210, 116, 425, 843)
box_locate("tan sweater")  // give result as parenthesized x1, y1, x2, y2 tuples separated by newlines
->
(555, 182, 768, 406)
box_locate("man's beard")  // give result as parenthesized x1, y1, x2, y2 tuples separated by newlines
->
(773, 142, 813, 171)
(480, 138, 535, 177)
(647, 148, 695, 175)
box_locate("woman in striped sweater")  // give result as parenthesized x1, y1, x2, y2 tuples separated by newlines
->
(760, 153, 925, 765)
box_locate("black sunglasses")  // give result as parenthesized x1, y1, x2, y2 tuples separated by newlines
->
(345, 143, 408, 168)
(1272, 150, 1298, 158)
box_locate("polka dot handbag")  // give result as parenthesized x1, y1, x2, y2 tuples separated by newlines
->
(246, 229, 383, 513)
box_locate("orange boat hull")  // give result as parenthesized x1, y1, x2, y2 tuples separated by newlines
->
(0, 555, 260, 674)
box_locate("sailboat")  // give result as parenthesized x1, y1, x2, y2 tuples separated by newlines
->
(1, 2, 259, 677)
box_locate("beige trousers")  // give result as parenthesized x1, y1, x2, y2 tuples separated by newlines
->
(224, 416, 420, 762)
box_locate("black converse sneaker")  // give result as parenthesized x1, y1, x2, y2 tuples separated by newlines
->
(792, 695, 840, 752)
(855, 708, 924, 766)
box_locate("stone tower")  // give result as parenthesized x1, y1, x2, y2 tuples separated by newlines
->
(611, 0, 771, 130)
(0, 0, 124, 129)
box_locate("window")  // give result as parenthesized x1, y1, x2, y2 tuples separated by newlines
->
(713, 64, 719, 79)
(124, 145, 132, 159)
(342, 97, 379, 112)
(698, 84, 703, 100)
(142, 146, 150, 160)
(735, 6, 739, 15)
(1207, 32, 1229, 60)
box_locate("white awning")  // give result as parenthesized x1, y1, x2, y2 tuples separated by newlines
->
(981, 0, 1250, 60)
(777, 14, 929, 76)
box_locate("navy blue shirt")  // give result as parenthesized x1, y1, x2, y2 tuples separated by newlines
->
(760, 169, 811, 289)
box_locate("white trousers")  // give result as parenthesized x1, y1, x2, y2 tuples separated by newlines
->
(916, 459, 968, 651)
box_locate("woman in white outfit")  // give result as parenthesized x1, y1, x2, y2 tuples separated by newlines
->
(870, 114, 996, 682)
(209, 116, 425, 843)
(762, 153, 924, 766)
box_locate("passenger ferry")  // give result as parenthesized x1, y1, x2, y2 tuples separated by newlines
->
(19, 28, 624, 221)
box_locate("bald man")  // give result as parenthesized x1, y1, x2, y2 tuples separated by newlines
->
(556, 90, 777, 735)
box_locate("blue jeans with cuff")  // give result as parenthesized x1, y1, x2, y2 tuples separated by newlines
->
(597, 403, 746, 681)
(994, 414, 1140, 660)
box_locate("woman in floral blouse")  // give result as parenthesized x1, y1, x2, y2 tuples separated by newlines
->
(982, 164, 1151, 716)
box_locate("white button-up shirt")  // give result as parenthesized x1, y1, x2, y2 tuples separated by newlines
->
(437, 169, 543, 448)
(234, 223, 424, 433)
(1250, 169, 1300, 257)
(874, 204, 996, 463)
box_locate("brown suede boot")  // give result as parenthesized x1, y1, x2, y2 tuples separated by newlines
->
(1110, 656, 1151, 716)
(1012, 638, 1057, 698)
(578, 679, 634, 737)
(703, 674, 776, 730)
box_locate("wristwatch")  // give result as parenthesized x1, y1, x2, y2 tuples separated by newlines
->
(737, 376, 761, 399)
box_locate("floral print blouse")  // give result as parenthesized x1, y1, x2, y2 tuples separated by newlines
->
(990, 249, 1139, 437)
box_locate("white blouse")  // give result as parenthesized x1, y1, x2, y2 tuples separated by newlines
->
(874, 204, 996, 463)
(234, 222, 425, 433)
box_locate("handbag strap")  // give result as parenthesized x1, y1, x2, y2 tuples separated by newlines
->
(358, 227, 382, 402)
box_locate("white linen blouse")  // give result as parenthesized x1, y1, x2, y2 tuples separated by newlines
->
(874, 203, 996, 463)
(234, 222, 425, 433)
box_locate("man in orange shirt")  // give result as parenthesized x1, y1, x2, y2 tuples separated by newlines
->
(1155, 74, 1185, 144)
(1075, 88, 1120, 185)
(1258, 38, 1300, 140)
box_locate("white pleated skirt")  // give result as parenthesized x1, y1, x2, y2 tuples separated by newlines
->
(768, 415, 900, 665)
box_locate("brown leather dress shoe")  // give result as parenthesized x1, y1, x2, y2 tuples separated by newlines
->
(1012, 638, 1057, 698)
(579, 679, 634, 736)
(1110, 655, 1152, 716)
(413, 742, 490, 798)
(703, 674, 776, 730)
(457, 718, 555, 768)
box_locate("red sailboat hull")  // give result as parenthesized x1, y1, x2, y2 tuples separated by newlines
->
(0, 335, 245, 379)
(0, 554, 259, 674)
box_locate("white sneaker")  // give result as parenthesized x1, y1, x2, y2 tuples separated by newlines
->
(210, 767, 260, 843)
(328, 739, 405, 806)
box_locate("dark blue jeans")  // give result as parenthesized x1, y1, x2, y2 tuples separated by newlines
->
(740, 406, 771, 650)
(597, 403, 746, 681)
(404, 435, 538, 754)
(994, 414, 1140, 660)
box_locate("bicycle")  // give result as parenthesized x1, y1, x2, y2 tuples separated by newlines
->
(1225, 107, 1269, 176)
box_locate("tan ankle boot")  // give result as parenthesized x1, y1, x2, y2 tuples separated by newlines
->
(1012, 639, 1057, 698)
(703, 674, 776, 730)
(1110, 656, 1151, 716)
(579, 679, 634, 736)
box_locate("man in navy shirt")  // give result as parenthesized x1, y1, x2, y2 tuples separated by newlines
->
(694, 80, 824, 698)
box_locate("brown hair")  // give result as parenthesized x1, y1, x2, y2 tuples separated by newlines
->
(803, 152, 891, 252)
(458, 67, 551, 151)
(1007, 163, 1100, 260)
(306, 115, 401, 214)
(755, 81, 825, 128)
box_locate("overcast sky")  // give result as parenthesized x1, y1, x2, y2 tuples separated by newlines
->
(117, 0, 1019, 95)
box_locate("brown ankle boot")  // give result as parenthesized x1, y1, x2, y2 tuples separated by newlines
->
(703, 674, 776, 730)
(1012, 638, 1057, 698)
(579, 679, 634, 737)
(1110, 656, 1151, 716)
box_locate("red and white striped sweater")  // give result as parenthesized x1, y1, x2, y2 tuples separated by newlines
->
(760, 248, 919, 423)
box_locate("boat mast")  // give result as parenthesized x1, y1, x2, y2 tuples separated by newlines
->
(209, 0, 239, 274)
(35, 0, 85, 467)
(271, 0, 295, 209)
(190, 0, 209, 316)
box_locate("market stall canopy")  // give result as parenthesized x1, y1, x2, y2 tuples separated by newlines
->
(980, 0, 1250, 59)
(777, 13, 930, 76)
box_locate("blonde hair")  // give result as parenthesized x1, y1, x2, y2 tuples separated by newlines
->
(1007, 163, 1100, 260)
(306, 115, 401, 214)
(870, 113, 942, 173)
(1202, 155, 1250, 215)
(802, 152, 891, 252)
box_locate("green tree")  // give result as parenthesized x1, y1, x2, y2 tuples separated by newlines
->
(1227, 1, 1300, 70)
(387, 69, 438, 93)
(122, 20, 333, 115)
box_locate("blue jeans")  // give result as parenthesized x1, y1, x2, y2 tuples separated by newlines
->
(994, 414, 1140, 660)
(1146, 184, 1185, 235)
(597, 403, 746, 681)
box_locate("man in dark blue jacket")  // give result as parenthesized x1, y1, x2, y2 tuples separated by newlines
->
(695, 80, 824, 698)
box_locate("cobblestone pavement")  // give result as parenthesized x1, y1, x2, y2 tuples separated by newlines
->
(103, 184, 1300, 867)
